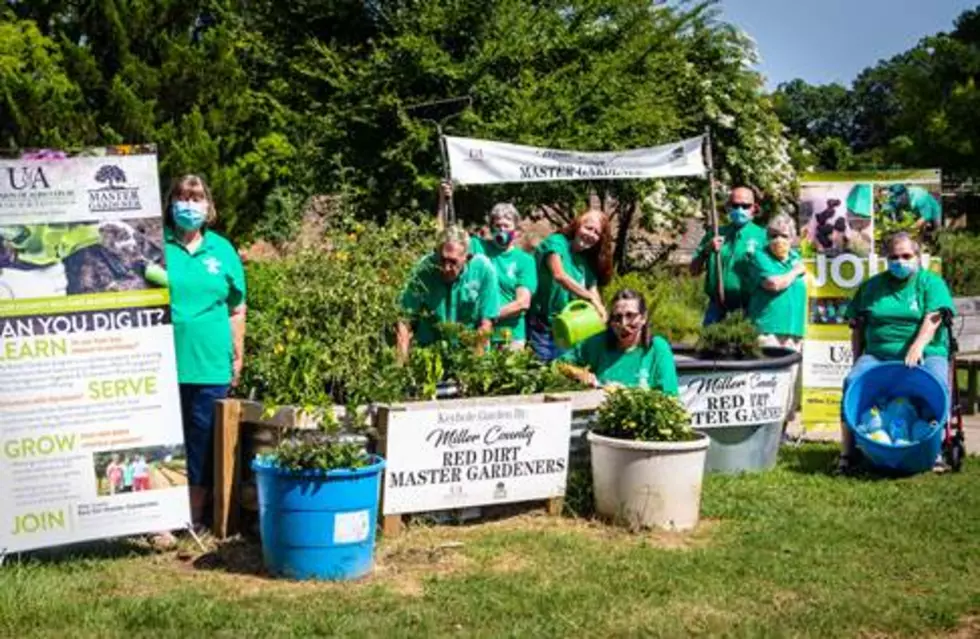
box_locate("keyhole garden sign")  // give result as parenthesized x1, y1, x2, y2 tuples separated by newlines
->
(0, 147, 190, 555)
(377, 396, 572, 525)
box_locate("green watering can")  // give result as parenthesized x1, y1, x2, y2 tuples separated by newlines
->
(552, 300, 606, 350)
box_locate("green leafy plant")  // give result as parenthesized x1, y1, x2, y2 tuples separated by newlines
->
(267, 411, 369, 473)
(594, 388, 696, 442)
(602, 271, 706, 345)
(696, 311, 762, 360)
(938, 230, 980, 296)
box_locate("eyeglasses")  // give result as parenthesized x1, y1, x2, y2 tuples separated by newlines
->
(888, 253, 915, 260)
(768, 231, 790, 240)
(439, 256, 467, 268)
(610, 312, 642, 324)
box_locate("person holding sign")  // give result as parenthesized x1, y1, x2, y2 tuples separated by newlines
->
(397, 226, 501, 356)
(528, 210, 613, 362)
(690, 186, 768, 326)
(439, 183, 537, 350)
(164, 174, 247, 529)
(838, 232, 955, 473)
(557, 289, 678, 394)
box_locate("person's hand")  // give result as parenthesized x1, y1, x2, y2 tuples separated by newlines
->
(588, 373, 601, 389)
(589, 293, 607, 323)
(602, 381, 625, 392)
(905, 342, 925, 368)
(232, 356, 243, 387)
(711, 236, 724, 252)
(440, 180, 453, 200)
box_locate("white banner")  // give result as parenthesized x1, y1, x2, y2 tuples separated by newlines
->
(679, 369, 794, 429)
(445, 135, 706, 185)
(382, 400, 572, 515)
(0, 149, 190, 553)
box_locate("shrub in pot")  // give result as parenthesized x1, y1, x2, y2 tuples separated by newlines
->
(252, 415, 385, 581)
(587, 388, 709, 531)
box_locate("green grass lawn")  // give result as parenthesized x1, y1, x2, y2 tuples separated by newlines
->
(3, 444, 980, 638)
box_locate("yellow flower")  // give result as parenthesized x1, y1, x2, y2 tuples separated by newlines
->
(274, 343, 285, 355)
(335, 251, 348, 262)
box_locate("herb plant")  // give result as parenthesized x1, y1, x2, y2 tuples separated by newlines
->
(594, 388, 696, 442)
(695, 311, 762, 360)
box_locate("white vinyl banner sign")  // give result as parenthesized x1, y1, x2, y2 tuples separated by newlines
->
(678, 370, 794, 429)
(0, 148, 191, 553)
(382, 400, 572, 515)
(445, 135, 706, 185)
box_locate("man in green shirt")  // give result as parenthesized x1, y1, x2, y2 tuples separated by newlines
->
(691, 186, 768, 326)
(397, 226, 501, 357)
(838, 232, 955, 473)
(884, 184, 941, 230)
(467, 203, 538, 349)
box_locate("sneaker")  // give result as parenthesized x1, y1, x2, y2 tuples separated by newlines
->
(932, 455, 951, 474)
(835, 454, 859, 476)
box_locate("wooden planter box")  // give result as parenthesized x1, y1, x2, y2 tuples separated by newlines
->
(211, 390, 605, 539)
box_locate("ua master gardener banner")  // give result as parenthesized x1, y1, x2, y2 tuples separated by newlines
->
(0, 147, 190, 554)
(444, 135, 706, 185)
(797, 169, 943, 435)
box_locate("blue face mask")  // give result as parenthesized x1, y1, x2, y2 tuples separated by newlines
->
(729, 205, 752, 226)
(172, 201, 208, 231)
(887, 258, 918, 280)
(492, 228, 515, 248)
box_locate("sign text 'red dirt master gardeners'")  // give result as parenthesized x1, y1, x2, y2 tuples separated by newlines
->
(381, 401, 572, 515)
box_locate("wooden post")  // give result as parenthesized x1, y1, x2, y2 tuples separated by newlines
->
(213, 399, 243, 539)
(704, 128, 726, 308)
(375, 406, 406, 538)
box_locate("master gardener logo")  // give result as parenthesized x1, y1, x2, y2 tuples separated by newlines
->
(88, 165, 141, 213)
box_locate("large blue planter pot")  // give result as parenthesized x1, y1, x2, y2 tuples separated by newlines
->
(252, 455, 385, 581)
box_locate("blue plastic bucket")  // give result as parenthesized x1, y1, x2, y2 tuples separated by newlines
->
(842, 362, 947, 474)
(252, 455, 385, 581)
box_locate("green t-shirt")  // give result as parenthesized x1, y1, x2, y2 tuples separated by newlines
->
(164, 229, 246, 385)
(469, 237, 538, 342)
(907, 186, 941, 223)
(694, 222, 767, 308)
(559, 333, 678, 395)
(747, 248, 807, 338)
(844, 269, 955, 360)
(400, 252, 501, 346)
(531, 233, 597, 325)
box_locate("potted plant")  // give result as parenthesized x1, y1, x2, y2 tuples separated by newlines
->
(252, 413, 385, 581)
(587, 388, 709, 531)
(672, 312, 802, 474)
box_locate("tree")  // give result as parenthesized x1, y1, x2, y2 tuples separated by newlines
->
(94, 165, 126, 189)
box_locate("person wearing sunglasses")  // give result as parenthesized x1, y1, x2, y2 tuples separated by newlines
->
(838, 231, 955, 474)
(397, 226, 501, 358)
(557, 289, 678, 394)
(690, 186, 768, 326)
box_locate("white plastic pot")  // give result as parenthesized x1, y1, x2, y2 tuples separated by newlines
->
(587, 431, 710, 531)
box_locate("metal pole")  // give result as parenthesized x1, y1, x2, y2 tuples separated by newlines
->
(704, 127, 726, 308)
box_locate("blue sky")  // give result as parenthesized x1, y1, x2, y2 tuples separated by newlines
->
(719, 0, 978, 89)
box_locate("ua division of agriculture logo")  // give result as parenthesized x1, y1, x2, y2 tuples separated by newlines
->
(88, 165, 142, 213)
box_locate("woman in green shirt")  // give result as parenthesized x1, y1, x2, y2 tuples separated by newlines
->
(163, 174, 247, 530)
(838, 232, 955, 474)
(528, 209, 613, 362)
(748, 214, 807, 351)
(559, 289, 678, 394)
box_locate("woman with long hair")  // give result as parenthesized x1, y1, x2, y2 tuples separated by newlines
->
(528, 209, 613, 362)
(558, 288, 677, 393)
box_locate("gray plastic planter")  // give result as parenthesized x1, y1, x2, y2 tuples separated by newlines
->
(673, 346, 802, 474)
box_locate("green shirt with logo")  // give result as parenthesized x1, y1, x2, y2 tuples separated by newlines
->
(844, 269, 955, 360)
(560, 333, 678, 395)
(907, 186, 941, 223)
(531, 233, 597, 325)
(694, 222, 767, 308)
(164, 229, 246, 385)
(748, 248, 807, 338)
(469, 237, 537, 342)
(400, 252, 501, 346)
